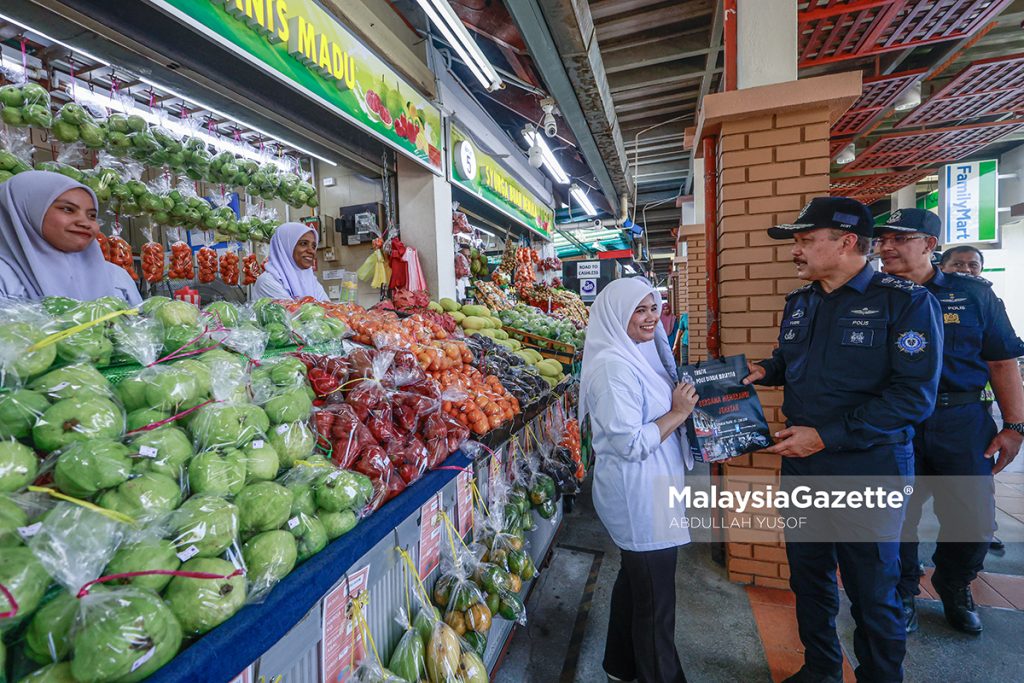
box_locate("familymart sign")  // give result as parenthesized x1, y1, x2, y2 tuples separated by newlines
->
(942, 160, 998, 244)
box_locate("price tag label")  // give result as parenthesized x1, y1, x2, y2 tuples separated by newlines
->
(287, 516, 300, 530)
(50, 382, 70, 392)
(327, 470, 342, 482)
(176, 545, 200, 562)
(130, 648, 156, 673)
(138, 445, 159, 459)
(276, 424, 289, 435)
(418, 493, 443, 578)
(252, 440, 264, 449)
(17, 522, 42, 540)
(322, 564, 371, 683)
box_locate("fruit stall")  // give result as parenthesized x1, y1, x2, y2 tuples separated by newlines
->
(0, 293, 586, 683)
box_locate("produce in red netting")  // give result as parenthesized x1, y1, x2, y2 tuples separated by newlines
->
(220, 249, 240, 285)
(243, 252, 261, 285)
(142, 241, 165, 282)
(109, 236, 137, 280)
(197, 246, 218, 284)
(168, 241, 194, 279)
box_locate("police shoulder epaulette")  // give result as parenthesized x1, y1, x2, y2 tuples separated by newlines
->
(874, 274, 925, 295)
(948, 272, 993, 287)
(785, 283, 813, 300)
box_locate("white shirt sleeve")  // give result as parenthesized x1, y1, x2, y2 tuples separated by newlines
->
(251, 272, 290, 301)
(105, 263, 142, 306)
(588, 362, 664, 463)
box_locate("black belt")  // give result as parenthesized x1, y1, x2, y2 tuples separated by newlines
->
(936, 391, 983, 408)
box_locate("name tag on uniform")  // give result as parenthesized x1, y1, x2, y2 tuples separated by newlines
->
(841, 328, 873, 346)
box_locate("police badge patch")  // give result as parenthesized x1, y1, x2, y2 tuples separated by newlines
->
(896, 330, 927, 357)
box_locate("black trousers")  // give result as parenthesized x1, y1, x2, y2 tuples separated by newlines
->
(603, 546, 687, 683)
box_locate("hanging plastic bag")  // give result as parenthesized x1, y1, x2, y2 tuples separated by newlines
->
(167, 241, 194, 280)
(220, 244, 240, 285)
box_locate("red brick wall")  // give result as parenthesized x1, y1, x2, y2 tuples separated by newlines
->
(712, 106, 833, 588)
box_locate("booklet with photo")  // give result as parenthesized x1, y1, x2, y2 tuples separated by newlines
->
(678, 354, 772, 463)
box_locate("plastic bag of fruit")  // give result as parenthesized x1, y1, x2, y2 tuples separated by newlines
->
(220, 243, 240, 285)
(313, 403, 375, 470)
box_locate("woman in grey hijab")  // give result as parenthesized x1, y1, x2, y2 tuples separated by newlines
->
(0, 170, 140, 304)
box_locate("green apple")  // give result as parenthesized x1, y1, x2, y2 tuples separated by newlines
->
(189, 403, 269, 450)
(242, 530, 296, 591)
(320, 509, 358, 540)
(289, 512, 327, 562)
(154, 300, 199, 328)
(236, 481, 292, 534)
(24, 589, 77, 664)
(17, 662, 77, 682)
(0, 389, 50, 440)
(314, 470, 366, 513)
(204, 301, 239, 328)
(0, 322, 56, 382)
(188, 449, 246, 497)
(104, 539, 181, 593)
(165, 557, 246, 634)
(0, 440, 38, 492)
(0, 494, 28, 547)
(30, 364, 111, 401)
(52, 439, 131, 498)
(125, 408, 170, 432)
(98, 472, 182, 518)
(129, 426, 193, 480)
(268, 421, 315, 469)
(116, 375, 150, 412)
(55, 328, 113, 367)
(263, 389, 313, 425)
(33, 396, 123, 453)
(171, 494, 239, 558)
(71, 588, 182, 682)
(0, 546, 49, 632)
(174, 359, 212, 398)
(143, 367, 200, 412)
(240, 440, 280, 482)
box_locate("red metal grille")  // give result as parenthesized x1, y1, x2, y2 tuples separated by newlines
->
(833, 71, 926, 136)
(831, 170, 930, 202)
(899, 53, 1024, 126)
(799, 0, 1011, 68)
(844, 119, 1024, 169)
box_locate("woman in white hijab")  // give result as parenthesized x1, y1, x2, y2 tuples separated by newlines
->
(580, 276, 698, 683)
(252, 222, 329, 301)
(0, 170, 141, 304)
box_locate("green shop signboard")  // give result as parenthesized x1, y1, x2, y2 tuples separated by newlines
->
(148, 0, 443, 173)
(450, 126, 553, 240)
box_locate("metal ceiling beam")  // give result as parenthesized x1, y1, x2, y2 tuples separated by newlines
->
(685, 0, 724, 195)
(506, 0, 626, 212)
(603, 34, 712, 74)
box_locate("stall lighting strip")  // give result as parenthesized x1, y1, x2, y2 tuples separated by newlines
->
(523, 126, 570, 185)
(413, 0, 502, 91)
(0, 11, 337, 166)
(570, 186, 597, 216)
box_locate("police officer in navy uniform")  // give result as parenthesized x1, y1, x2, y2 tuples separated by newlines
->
(874, 209, 1024, 634)
(743, 197, 942, 683)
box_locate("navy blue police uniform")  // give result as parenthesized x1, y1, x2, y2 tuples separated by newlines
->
(756, 197, 942, 683)
(879, 213, 1024, 617)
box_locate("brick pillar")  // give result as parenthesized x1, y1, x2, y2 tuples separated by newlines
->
(679, 224, 707, 362)
(692, 73, 862, 587)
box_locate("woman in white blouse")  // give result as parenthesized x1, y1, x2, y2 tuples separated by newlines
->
(580, 277, 698, 683)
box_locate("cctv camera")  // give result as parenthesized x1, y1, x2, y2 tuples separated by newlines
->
(543, 113, 557, 138)
(592, 218, 603, 229)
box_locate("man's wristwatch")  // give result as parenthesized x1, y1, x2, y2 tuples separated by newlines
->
(1005, 422, 1024, 436)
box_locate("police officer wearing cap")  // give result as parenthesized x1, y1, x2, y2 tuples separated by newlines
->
(874, 208, 1024, 635)
(743, 197, 942, 683)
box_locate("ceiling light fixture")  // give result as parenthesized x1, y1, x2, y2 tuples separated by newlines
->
(414, 0, 502, 91)
(836, 142, 857, 165)
(523, 125, 569, 183)
(570, 184, 597, 216)
(894, 81, 922, 112)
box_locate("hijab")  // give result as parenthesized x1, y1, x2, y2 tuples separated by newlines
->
(0, 170, 117, 301)
(264, 222, 323, 299)
(579, 277, 677, 422)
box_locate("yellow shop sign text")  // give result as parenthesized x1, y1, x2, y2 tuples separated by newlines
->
(212, 0, 357, 90)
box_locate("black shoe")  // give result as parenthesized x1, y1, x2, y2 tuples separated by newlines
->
(990, 536, 1005, 552)
(902, 594, 919, 633)
(781, 667, 843, 683)
(932, 577, 983, 634)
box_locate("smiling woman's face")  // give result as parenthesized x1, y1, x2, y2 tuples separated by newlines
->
(292, 230, 317, 270)
(41, 188, 100, 253)
(626, 293, 659, 343)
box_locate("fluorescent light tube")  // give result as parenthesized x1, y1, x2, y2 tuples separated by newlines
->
(523, 126, 569, 184)
(571, 185, 597, 216)
(415, 0, 502, 91)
